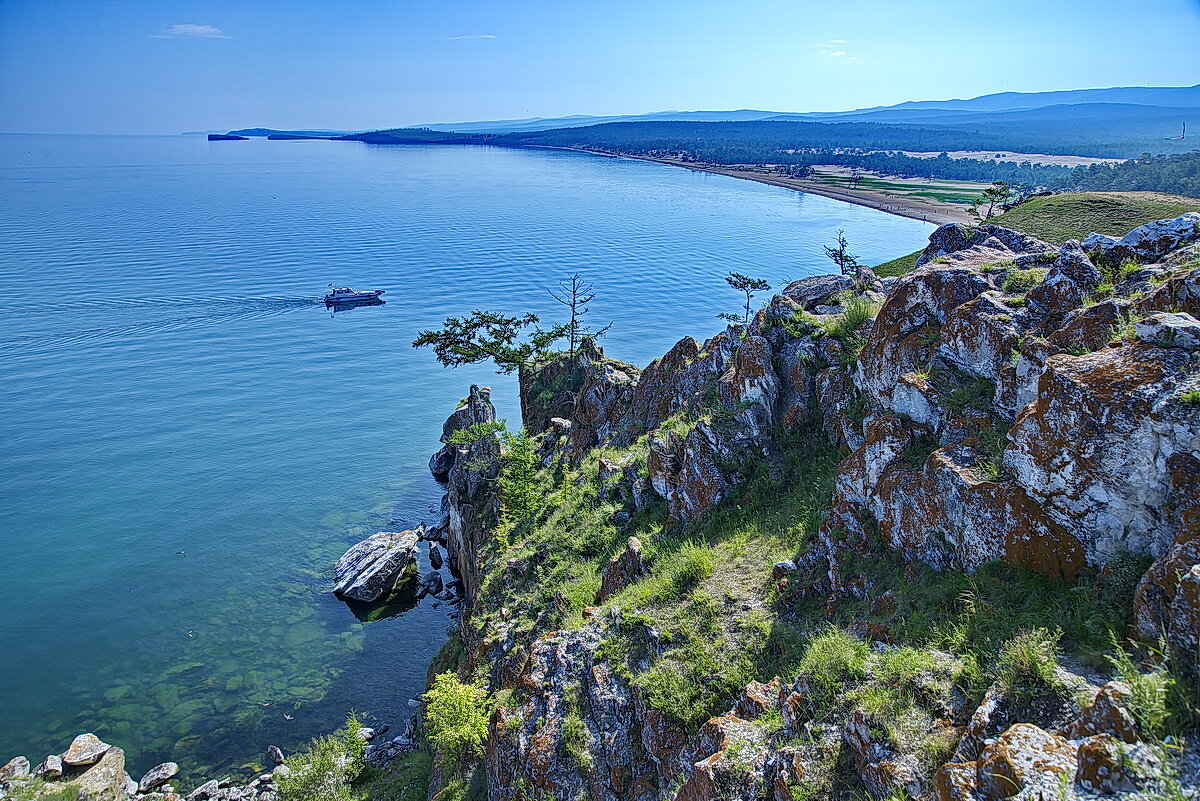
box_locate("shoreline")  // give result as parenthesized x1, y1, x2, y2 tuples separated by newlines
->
(532, 145, 971, 226)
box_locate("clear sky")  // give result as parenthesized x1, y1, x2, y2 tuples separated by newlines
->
(2, 0, 1199, 134)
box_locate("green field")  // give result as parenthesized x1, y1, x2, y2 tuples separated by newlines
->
(873, 191, 1200, 276)
(809, 167, 986, 204)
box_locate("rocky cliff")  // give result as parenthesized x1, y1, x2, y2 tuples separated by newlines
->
(422, 212, 1200, 801)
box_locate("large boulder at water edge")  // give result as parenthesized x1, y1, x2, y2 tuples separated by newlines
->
(332, 530, 420, 602)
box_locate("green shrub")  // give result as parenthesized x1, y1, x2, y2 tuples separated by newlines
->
(1002, 268, 1047, 293)
(996, 627, 1062, 691)
(798, 627, 870, 702)
(1179, 390, 1200, 404)
(424, 673, 491, 775)
(446, 420, 505, 446)
(277, 715, 367, 801)
(354, 751, 432, 801)
(496, 430, 540, 548)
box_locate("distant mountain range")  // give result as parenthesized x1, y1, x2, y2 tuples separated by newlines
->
(210, 84, 1199, 158)
(405, 84, 1200, 134)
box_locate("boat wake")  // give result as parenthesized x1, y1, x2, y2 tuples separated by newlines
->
(2, 297, 325, 354)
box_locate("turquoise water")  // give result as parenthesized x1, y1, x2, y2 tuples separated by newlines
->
(0, 134, 934, 777)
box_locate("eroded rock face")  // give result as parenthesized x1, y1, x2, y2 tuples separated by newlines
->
(440, 385, 502, 604)
(597, 537, 648, 603)
(332, 530, 419, 602)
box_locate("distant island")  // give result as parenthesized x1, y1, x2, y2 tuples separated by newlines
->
(206, 133, 248, 141)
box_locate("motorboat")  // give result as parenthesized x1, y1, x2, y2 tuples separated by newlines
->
(324, 286, 385, 304)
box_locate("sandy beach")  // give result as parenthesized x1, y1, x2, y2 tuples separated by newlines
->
(546, 147, 974, 225)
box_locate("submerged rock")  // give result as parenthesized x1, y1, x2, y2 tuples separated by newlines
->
(332, 530, 419, 603)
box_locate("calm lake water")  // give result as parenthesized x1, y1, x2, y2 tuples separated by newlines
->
(0, 133, 934, 777)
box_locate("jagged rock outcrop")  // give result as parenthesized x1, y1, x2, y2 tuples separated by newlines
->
(432, 213, 1200, 801)
(435, 385, 502, 604)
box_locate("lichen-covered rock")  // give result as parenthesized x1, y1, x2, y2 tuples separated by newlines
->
(857, 266, 990, 410)
(975, 724, 1075, 799)
(73, 745, 126, 801)
(442, 385, 502, 603)
(1074, 734, 1131, 794)
(1138, 265, 1200, 317)
(648, 422, 733, 523)
(674, 715, 769, 801)
(140, 762, 180, 793)
(1006, 342, 1200, 565)
(1060, 681, 1139, 743)
(932, 761, 977, 801)
(0, 756, 29, 779)
(62, 733, 110, 766)
(718, 334, 779, 441)
(937, 293, 1021, 386)
(567, 356, 640, 457)
(842, 709, 923, 799)
(780, 274, 856, 309)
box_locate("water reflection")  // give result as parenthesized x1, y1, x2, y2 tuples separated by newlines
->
(325, 298, 386, 314)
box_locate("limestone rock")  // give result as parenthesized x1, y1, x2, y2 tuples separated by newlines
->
(1089, 212, 1200, 262)
(332, 530, 419, 602)
(1006, 342, 1200, 565)
(266, 745, 285, 766)
(62, 733, 110, 766)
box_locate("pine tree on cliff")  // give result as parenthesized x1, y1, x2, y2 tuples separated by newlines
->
(548, 273, 612, 355)
(719, 271, 771, 326)
(412, 310, 568, 373)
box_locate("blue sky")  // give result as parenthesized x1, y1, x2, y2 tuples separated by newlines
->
(2, 0, 1199, 134)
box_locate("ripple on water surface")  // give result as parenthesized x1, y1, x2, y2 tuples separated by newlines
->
(0, 134, 934, 777)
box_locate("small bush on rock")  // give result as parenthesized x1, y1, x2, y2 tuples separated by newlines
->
(798, 627, 870, 703)
(996, 627, 1062, 692)
(424, 673, 491, 776)
(277, 714, 367, 801)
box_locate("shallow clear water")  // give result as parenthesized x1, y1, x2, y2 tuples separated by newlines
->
(0, 134, 934, 777)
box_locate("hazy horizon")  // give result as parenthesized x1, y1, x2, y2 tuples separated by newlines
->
(3, 0, 1199, 136)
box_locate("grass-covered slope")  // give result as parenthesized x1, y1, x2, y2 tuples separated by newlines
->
(988, 191, 1199, 244)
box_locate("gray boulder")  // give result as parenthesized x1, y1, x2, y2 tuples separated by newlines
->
(139, 762, 179, 792)
(0, 756, 29, 779)
(1137, 312, 1200, 351)
(781, 274, 855, 310)
(62, 733, 110, 766)
(1087, 213, 1200, 262)
(332, 530, 419, 602)
(34, 754, 62, 779)
(428, 543, 443, 570)
(266, 745, 285, 766)
(422, 571, 444, 595)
